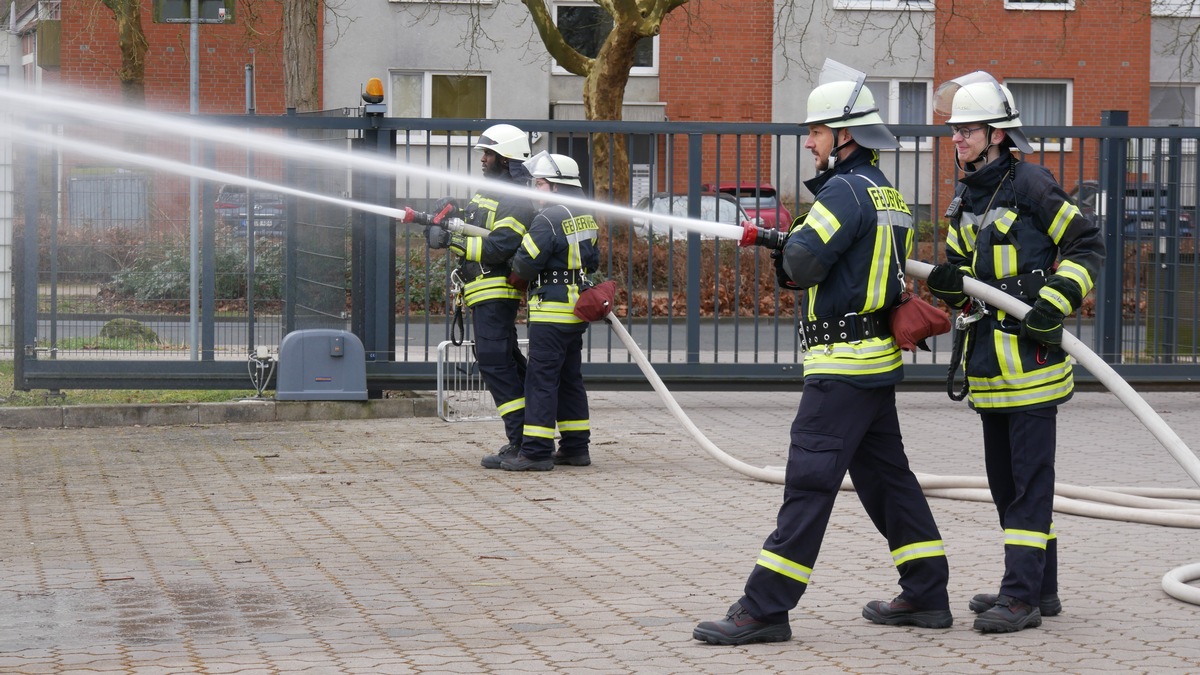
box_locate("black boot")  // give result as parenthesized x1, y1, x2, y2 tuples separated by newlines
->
(969, 592, 1061, 617)
(693, 601, 791, 646)
(862, 597, 953, 628)
(973, 594, 1042, 633)
(480, 442, 519, 470)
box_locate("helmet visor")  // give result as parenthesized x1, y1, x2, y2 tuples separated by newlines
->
(934, 71, 1018, 123)
(817, 59, 872, 121)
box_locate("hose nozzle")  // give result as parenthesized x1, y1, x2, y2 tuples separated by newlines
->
(739, 221, 787, 250)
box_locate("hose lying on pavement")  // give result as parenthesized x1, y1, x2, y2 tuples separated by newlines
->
(602, 260, 1200, 606)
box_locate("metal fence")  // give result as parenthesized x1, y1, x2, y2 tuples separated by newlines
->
(10, 110, 1200, 393)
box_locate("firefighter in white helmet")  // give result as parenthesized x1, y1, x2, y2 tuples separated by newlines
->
(499, 152, 600, 471)
(925, 71, 1104, 633)
(425, 123, 536, 469)
(694, 60, 951, 646)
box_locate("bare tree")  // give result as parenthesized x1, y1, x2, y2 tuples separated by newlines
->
(521, 0, 687, 205)
(283, 0, 321, 112)
(87, 0, 329, 113)
(96, 0, 149, 106)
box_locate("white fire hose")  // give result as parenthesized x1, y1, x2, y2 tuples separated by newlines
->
(602, 260, 1200, 605)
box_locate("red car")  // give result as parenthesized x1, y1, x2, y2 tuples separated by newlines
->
(705, 183, 793, 230)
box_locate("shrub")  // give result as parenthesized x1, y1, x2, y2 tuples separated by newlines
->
(106, 237, 283, 301)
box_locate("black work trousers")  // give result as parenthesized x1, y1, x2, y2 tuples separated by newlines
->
(980, 407, 1058, 605)
(741, 379, 950, 623)
(520, 323, 589, 461)
(472, 299, 527, 446)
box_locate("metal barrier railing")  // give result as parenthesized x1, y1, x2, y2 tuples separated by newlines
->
(12, 114, 1200, 391)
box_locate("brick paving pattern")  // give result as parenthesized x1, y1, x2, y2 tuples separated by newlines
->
(1, 390, 1199, 673)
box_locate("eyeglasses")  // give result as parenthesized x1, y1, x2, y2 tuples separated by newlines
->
(950, 125, 986, 140)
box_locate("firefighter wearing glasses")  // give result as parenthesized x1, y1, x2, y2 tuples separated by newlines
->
(500, 153, 599, 472)
(693, 61, 951, 646)
(926, 72, 1104, 633)
(426, 124, 537, 469)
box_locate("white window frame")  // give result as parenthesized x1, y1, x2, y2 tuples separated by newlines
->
(1152, 0, 1200, 16)
(388, 70, 491, 146)
(1004, 0, 1074, 10)
(1004, 78, 1072, 152)
(551, 1, 659, 76)
(833, 0, 934, 11)
(866, 78, 933, 150)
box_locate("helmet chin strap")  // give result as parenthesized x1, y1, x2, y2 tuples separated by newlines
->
(825, 129, 853, 172)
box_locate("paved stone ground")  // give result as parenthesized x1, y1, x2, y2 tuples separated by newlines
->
(1, 390, 1199, 674)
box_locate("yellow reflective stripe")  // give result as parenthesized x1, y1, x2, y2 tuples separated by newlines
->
(802, 339, 903, 377)
(993, 208, 1017, 235)
(557, 419, 589, 432)
(461, 236, 483, 261)
(498, 397, 525, 416)
(1048, 522, 1057, 540)
(1055, 261, 1095, 298)
(493, 215, 527, 238)
(804, 202, 839, 243)
(1004, 528, 1050, 550)
(1048, 201, 1080, 244)
(471, 195, 499, 213)
(864, 226, 891, 312)
(968, 372, 1074, 408)
(756, 549, 812, 584)
(529, 310, 585, 325)
(993, 245, 1018, 279)
(892, 540, 946, 567)
(1040, 286, 1072, 315)
(521, 234, 540, 258)
(523, 424, 555, 439)
(994, 331, 1023, 381)
(947, 226, 967, 259)
(463, 276, 522, 306)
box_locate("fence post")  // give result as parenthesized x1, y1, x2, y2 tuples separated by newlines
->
(1162, 131, 1183, 363)
(686, 133, 702, 364)
(1097, 111, 1127, 363)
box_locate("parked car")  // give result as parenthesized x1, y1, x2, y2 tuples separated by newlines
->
(214, 184, 286, 236)
(1069, 180, 1193, 238)
(703, 182, 793, 230)
(631, 192, 758, 240)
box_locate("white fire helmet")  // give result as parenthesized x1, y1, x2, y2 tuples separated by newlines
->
(934, 71, 1033, 153)
(803, 59, 899, 150)
(524, 151, 582, 188)
(473, 124, 531, 161)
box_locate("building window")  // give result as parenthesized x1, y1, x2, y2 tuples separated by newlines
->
(1151, 0, 1199, 16)
(553, 2, 657, 76)
(389, 71, 488, 140)
(1004, 0, 1074, 10)
(1150, 85, 1198, 126)
(1005, 80, 1071, 151)
(833, 0, 933, 11)
(865, 79, 932, 149)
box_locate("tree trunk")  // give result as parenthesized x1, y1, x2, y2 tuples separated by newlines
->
(109, 0, 147, 107)
(583, 29, 640, 208)
(283, 0, 320, 112)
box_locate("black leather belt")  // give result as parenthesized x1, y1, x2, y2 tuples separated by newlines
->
(981, 271, 1046, 301)
(800, 312, 891, 349)
(533, 269, 586, 288)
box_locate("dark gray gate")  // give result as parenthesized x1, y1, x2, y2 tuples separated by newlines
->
(12, 112, 1200, 393)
